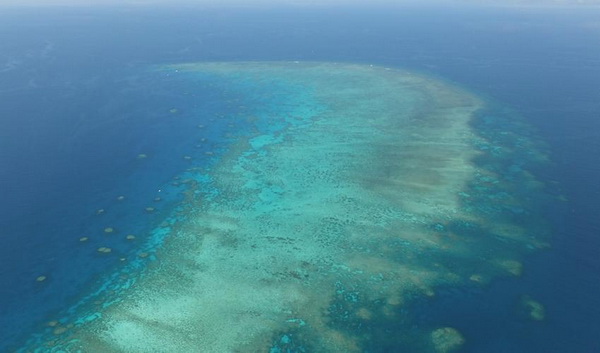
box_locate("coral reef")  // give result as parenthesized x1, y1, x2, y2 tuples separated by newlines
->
(431, 327, 465, 353)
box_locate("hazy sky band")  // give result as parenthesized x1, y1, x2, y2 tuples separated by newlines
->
(1, 0, 599, 8)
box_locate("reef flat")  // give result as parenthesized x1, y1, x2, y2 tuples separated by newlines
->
(29, 62, 549, 352)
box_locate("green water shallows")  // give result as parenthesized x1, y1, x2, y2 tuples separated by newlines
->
(36, 62, 550, 352)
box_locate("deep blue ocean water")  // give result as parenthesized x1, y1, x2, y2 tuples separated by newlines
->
(1, 3, 599, 352)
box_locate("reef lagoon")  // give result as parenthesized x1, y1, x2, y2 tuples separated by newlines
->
(2, 3, 600, 353)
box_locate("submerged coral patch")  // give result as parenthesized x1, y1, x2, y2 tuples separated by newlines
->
(521, 295, 546, 321)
